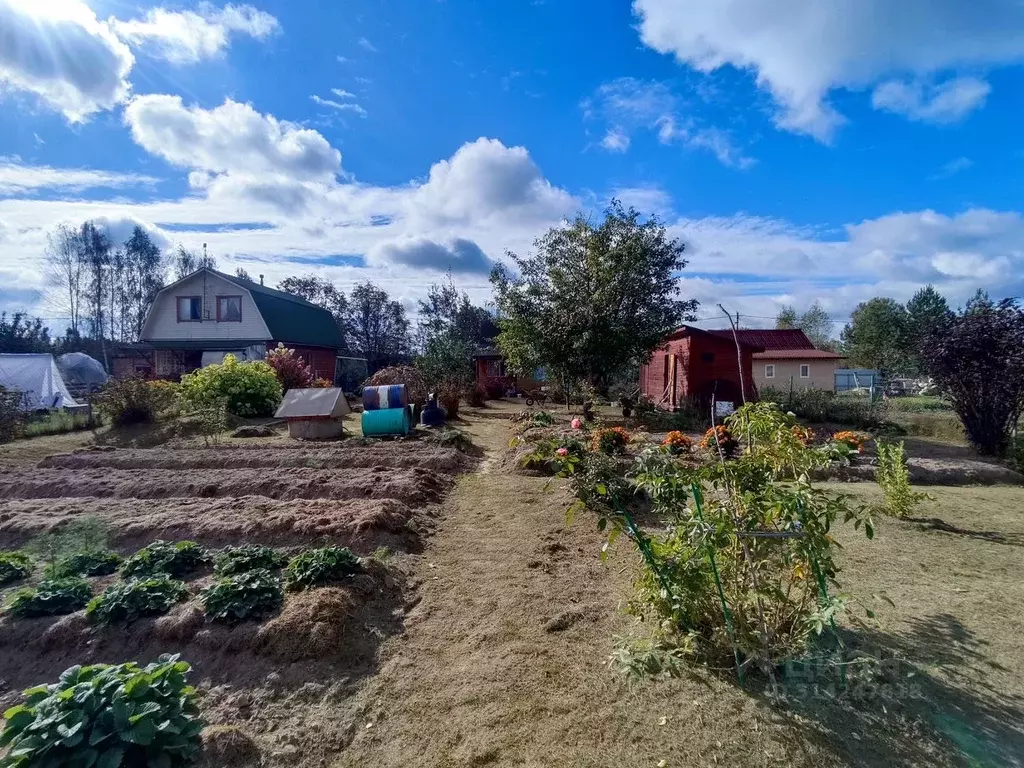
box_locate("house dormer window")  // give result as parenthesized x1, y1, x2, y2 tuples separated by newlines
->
(177, 296, 202, 322)
(217, 296, 242, 322)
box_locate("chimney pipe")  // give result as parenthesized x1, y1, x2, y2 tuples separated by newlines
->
(259, 274, 264, 285)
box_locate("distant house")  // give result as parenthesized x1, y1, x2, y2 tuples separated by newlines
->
(134, 268, 343, 381)
(706, 329, 846, 392)
(640, 326, 762, 411)
(472, 347, 543, 394)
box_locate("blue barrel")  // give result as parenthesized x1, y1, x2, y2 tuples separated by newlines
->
(361, 407, 411, 436)
(363, 384, 409, 411)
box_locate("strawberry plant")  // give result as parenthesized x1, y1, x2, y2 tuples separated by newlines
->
(120, 540, 208, 579)
(0, 551, 32, 586)
(284, 547, 362, 591)
(201, 569, 284, 622)
(6, 577, 93, 618)
(214, 544, 288, 576)
(44, 550, 122, 579)
(87, 577, 188, 625)
(0, 654, 202, 767)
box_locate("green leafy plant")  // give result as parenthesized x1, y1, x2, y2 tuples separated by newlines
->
(86, 577, 188, 625)
(7, 577, 92, 618)
(284, 547, 362, 591)
(179, 353, 282, 417)
(43, 550, 122, 579)
(94, 377, 174, 426)
(214, 545, 288, 576)
(0, 654, 203, 767)
(0, 551, 32, 586)
(875, 440, 928, 518)
(200, 569, 284, 622)
(120, 540, 207, 579)
(569, 402, 878, 676)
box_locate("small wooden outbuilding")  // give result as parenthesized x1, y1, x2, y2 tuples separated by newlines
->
(639, 326, 762, 411)
(274, 387, 351, 439)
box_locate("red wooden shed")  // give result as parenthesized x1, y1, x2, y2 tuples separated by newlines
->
(639, 326, 763, 411)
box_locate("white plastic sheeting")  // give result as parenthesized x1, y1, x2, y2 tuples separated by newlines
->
(0, 354, 79, 410)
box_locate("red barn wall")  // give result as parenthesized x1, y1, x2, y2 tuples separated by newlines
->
(640, 332, 757, 410)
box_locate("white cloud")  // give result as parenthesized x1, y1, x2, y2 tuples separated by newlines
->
(409, 137, 577, 225)
(330, 88, 356, 99)
(871, 77, 990, 123)
(110, 3, 279, 64)
(310, 94, 367, 116)
(633, 0, 1024, 140)
(0, 161, 157, 195)
(367, 237, 495, 274)
(931, 157, 973, 180)
(600, 129, 631, 152)
(0, 0, 133, 121)
(124, 95, 342, 181)
(357, 37, 376, 52)
(584, 78, 754, 168)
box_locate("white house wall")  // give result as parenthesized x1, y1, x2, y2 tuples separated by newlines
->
(141, 272, 271, 342)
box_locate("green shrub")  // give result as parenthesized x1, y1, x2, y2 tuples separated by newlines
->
(875, 441, 928, 518)
(26, 517, 110, 563)
(0, 551, 32, 586)
(284, 547, 362, 591)
(120, 540, 208, 579)
(214, 545, 287, 576)
(179, 354, 282, 417)
(7, 577, 92, 618)
(0, 654, 203, 767)
(760, 386, 888, 429)
(86, 577, 188, 625)
(43, 550, 122, 579)
(1011, 434, 1024, 474)
(94, 377, 174, 426)
(201, 569, 284, 622)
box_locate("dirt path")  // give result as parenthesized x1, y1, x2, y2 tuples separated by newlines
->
(334, 408, 832, 768)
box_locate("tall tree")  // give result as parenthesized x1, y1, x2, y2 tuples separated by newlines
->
(0, 313, 52, 353)
(415, 275, 496, 389)
(839, 297, 910, 374)
(345, 282, 410, 373)
(235, 267, 253, 281)
(775, 301, 835, 349)
(920, 298, 1024, 455)
(121, 226, 166, 341)
(80, 221, 111, 341)
(491, 200, 698, 392)
(905, 285, 952, 374)
(44, 223, 85, 336)
(172, 245, 216, 280)
(775, 305, 798, 330)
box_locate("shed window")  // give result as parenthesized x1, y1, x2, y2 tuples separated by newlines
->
(800, 364, 810, 378)
(764, 364, 775, 379)
(217, 295, 242, 322)
(177, 296, 202, 322)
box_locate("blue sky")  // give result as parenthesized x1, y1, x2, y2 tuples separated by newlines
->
(2, 0, 1023, 333)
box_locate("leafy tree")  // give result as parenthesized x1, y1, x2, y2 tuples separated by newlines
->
(0, 312, 52, 353)
(415, 275, 497, 393)
(905, 285, 952, 374)
(235, 266, 253, 281)
(172, 245, 216, 280)
(775, 305, 798, 330)
(43, 223, 85, 336)
(839, 298, 910, 374)
(775, 301, 835, 349)
(919, 298, 1024, 455)
(277, 274, 349, 338)
(491, 201, 697, 393)
(345, 282, 411, 373)
(79, 221, 111, 341)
